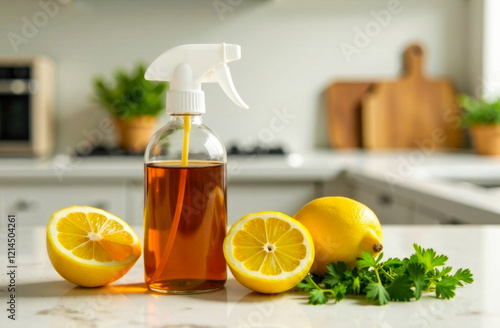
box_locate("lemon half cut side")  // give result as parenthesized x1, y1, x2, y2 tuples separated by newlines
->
(223, 211, 314, 294)
(46, 206, 141, 287)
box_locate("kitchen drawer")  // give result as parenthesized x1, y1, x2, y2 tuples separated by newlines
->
(351, 188, 414, 224)
(227, 181, 321, 224)
(126, 180, 322, 226)
(1, 182, 126, 225)
(412, 204, 455, 224)
(413, 211, 441, 225)
(126, 180, 144, 226)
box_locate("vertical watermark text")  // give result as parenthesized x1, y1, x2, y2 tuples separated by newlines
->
(6, 215, 17, 321)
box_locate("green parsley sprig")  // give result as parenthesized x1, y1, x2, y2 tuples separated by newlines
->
(297, 244, 473, 305)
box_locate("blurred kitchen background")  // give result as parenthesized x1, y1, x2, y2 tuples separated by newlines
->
(1, 0, 499, 225)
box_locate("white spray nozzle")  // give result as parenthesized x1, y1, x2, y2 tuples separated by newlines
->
(145, 43, 249, 114)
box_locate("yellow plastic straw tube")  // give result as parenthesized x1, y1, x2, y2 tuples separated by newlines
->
(181, 116, 191, 166)
(151, 115, 191, 283)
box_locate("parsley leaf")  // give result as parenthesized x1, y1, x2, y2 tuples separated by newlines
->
(413, 244, 448, 272)
(343, 267, 362, 294)
(383, 258, 404, 268)
(435, 276, 458, 299)
(297, 244, 473, 306)
(406, 262, 427, 300)
(309, 289, 329, 305)
(351, 276, 361, 294)
(298, 274, 346, 305)
(332, 284, 347, 302)
(434, 266, 453, 278)
(386, 275, 413, 301)
(358, 252, 379, 269)
(296, 276, 317, 291)
(365, 282, 390, 305)
(323, 262, 346, 288)
(454, 268, 474, 286)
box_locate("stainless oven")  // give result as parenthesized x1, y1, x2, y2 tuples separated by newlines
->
(0, 57, 54, 157)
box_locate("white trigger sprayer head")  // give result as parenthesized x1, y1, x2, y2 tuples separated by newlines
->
(214, 64, 248, 109)
(145, 43, 248, 114)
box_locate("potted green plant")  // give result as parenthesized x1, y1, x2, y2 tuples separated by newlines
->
(93, 63, 168, 153)
(458, 94, 500, 155)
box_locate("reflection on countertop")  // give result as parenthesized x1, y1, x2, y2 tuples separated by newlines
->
(3, 225, 499, 327)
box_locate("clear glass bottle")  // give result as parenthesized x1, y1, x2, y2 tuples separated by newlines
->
(143, 114, 227, 294)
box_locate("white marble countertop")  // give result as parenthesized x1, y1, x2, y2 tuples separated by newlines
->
(1, 225, 498, 327)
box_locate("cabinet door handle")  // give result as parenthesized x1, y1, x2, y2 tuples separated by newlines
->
(11, 199, 37, 212)
(378, 194, 393, 206)
(91, 202, 109, 210)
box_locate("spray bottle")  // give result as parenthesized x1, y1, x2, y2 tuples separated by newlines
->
(143, 43, 248, 293)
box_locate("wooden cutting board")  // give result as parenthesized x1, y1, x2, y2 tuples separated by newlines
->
(361, 44, 463, 150)
(326, 82, 373, 148)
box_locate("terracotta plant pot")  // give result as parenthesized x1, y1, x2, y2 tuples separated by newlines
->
(115, 116, 157, 153)
(469, 125, 500, 156)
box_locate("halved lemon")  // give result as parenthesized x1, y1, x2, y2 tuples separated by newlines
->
(223, 211, 314, 294)
(46, 206, 141, 287)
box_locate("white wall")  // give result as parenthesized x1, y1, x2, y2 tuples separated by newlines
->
(0, 0, 472, 153)
(482, 0, 500, 99)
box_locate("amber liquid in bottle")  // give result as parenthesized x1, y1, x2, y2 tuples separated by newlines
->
(144, 160, 227, 293)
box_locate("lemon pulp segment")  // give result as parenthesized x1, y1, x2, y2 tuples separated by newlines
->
(56, 211, 134, 262)
(232, 217, 306, 275)
(46, 206, 141, 287)
(224, 211, 314, 294)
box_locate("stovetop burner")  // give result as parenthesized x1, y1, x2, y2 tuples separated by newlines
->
(76, 146, 143, 157)
(227, 144, 285, 156)
(76, 144, 286, 157)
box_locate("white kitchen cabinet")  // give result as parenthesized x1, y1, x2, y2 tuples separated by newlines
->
(343, 172, 416, 224)
(0, 178, 323, 227)
(227, 181, 322, 224)
(411, 203, 463, 225)
(1, 182, 126, 225)
(0, 176, 448, 227)
(126, 180, 322, 226)
(343, 173, 468, 225)
(126, 180, 145, 226)
(413, 210, 441, 225)
(350, 187, 414, 224)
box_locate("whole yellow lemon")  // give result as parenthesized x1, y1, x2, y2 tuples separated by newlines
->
(293, 197, 383, 275)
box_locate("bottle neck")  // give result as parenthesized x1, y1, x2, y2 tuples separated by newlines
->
(169, 114, 203, 125)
